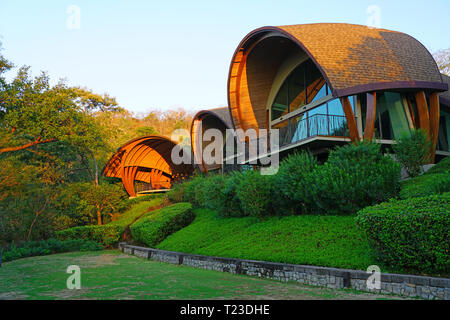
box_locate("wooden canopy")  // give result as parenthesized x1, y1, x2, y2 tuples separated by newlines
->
(102, 135, 193, 197)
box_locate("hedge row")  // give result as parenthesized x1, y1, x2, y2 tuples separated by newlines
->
(56, 224, 123, 248)
(1, 238, 102, 263)
(130, 203, 194, 247)
(356, 193, 450, 274)
(399, 173, 450, 199)
(55, 198, 163, 247)
(170, 142, 401, 216)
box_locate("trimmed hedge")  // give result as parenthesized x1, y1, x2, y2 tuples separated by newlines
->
(356, 193, 450, 274)
(130, 203, 194, 247)
(56, 224, 123, 248)
(1, 238, 102, 262)
(425, 156, 450, 175)
(400, 173, 450, 199)
(56, 199, 163, 247)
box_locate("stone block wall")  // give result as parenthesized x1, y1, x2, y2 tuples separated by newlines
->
(119, 243, 449, 300)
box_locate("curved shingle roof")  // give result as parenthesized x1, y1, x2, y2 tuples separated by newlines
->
(228, 23, 448, 131)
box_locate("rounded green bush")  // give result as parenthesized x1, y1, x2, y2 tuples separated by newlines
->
(130, 203, 194, 247)
(356, 193, 450, 274)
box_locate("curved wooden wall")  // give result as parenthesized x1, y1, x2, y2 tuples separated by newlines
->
(103, 135, 193, 197)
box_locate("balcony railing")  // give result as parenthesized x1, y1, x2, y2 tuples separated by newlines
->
(278, 114, 351, 147)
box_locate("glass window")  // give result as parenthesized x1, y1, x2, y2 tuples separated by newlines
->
(271, 81, 288, 120)
(288, 63, 306, 112)
(375, 92, 410, 140)
(437, 108, 450, 152)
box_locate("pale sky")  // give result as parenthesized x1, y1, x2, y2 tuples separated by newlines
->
(0, 0, 449, 114)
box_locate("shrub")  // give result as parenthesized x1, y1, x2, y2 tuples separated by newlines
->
(130, 203, 194, 247)
(400, 173, 450, 199)
(167, 182, 185, 203)
(356, 193, 450, 273)
(310, 143, 401, 215)
(56, 225, 123, 248)
(216, 171, 245, 217)
(1, 238, 102, 262)
(392, 129, 432, 178)
(235, 170, 274, 218)
(182, 175, 208, 207)
(200, 174, 227, 211)
(274, 151, 318, 215)
(425, 156, 450, 175)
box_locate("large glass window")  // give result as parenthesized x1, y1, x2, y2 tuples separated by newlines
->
(271, 58, 327, 121)
(359, 92, 411, 140)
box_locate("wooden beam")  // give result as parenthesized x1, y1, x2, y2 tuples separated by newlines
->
(340, 96, 360, 143)
(414, 90, 430, 137)
(364, 92, 377, 141)
(429, 92, 440, 162)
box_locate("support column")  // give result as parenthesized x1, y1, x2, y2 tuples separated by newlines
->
(340, 96, 360, 143)
(429, 92, 440, 162)
(364, 92, 377, 141)
(414, 90, 431, 136)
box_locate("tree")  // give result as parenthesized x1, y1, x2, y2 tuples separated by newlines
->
(433, 49, 450, 76)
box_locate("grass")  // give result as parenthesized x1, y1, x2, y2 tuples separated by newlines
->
(0, 250, 407, 300)
(156, 209, 384, 272)
(111, 196, 165, 227)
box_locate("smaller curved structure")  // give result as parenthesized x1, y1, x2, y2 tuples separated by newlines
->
(103, 135, 193, 197)
(190, 107, 233, 172)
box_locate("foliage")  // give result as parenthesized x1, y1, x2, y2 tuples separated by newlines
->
(433, 48, 450, 76)
(56, 224, 124, 248)
(55, 199, 161, 247)
(167, 142, 400, 217)
(392, 129, 433, 178)
(356, 193, 450, 274)
(399, 173, 450, 199)
(130, 203, 194, 247)
(157, 208, 378, 271)
(310, 142, 401, 215)
(57, 182, 128, 226)
(216, 171, 245, 217)
(111, 197, 165, 227)
(1, 238, 102, 262)
(274, 151, 318, 215)
(236, 170, 274, 218)
(425, 156, 450, 175)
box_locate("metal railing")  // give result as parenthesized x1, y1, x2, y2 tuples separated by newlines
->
(279, 114, 351, 147)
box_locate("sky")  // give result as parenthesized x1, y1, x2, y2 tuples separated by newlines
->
(0, 0, 449, 115)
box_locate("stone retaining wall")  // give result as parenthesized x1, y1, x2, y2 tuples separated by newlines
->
(119, 243, 450, 300)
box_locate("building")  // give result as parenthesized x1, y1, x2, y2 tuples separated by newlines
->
(227, 23, 448, 163)
(102, 135, 193, 197)
(104, 23, 449, 195)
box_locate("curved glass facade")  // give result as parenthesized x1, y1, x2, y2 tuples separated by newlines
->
(271, 59, 355, 147)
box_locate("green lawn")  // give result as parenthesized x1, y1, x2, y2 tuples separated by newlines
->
(157, 209, 386, 272)
(0, 250, 406, 300)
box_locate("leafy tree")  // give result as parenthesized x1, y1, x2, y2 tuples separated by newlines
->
(433, 49, 449, 75)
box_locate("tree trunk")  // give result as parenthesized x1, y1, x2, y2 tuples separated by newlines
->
(93, 153, 99, 186)
(97, 205, 102, 225)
